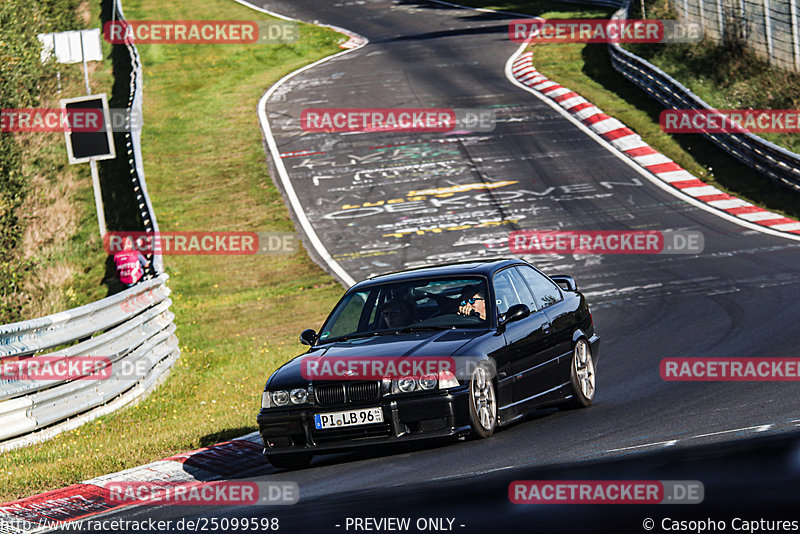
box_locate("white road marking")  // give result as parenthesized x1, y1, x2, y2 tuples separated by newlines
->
(605, 424, 777, 455)
(237, 0, 365, 286)
(692, 424, 773, 439)
(606, 440, 677, 453)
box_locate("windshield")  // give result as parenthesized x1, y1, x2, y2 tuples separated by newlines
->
(317, 277, 489, 343)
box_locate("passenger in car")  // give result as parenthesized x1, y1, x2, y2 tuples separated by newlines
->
(378, 299, 413, 329)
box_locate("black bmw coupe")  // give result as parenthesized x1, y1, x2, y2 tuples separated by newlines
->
(257, 259, 599, 469)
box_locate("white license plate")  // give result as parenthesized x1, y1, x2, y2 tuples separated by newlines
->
(314, 407, 383, 430)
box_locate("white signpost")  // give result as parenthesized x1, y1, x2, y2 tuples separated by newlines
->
(38, 29, 113, 238)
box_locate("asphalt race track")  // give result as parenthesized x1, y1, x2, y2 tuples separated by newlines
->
(91, 0, 800, 531)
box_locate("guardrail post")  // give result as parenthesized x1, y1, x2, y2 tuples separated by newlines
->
(763, 0, 774, 62)
(739, 0, 747, 40)
(790, 0, 800, 71)
(699, 0, 706, 30)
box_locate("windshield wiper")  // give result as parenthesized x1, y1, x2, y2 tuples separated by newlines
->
(326, 326, 451, 342)
(327, 331, 394, 343)
(394, 325, 453, 334)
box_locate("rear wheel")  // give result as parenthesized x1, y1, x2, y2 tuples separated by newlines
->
(266, 452, 313, 470)
(468, 364, 497, 438)
(560, 338, 595, 409)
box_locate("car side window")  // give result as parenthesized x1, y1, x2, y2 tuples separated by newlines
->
(516, 266, 562, 310)
(493, 268, 536, 315)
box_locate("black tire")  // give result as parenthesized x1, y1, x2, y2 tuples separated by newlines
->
(266, 452, 313, 470)
(560, 338, 596, 410)
(467, 364, 497, 438)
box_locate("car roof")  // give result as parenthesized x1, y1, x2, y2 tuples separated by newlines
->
(350, 258, 526, 290)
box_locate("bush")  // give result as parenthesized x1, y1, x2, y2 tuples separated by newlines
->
(0, 0, 82, 322)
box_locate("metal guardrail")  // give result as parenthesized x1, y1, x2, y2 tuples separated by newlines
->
(605, 0, 800, 191)
(0, 0, 177, 447)
(112, 0, 164, 274)
(0, 275, 178, 442)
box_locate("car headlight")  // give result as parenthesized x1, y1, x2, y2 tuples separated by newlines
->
(389, 372, 458, 394)
(390, 377, 417, 394)
(398, 377, 417, 392)
(271, 390, 290, 406)
(419, 375, 437, 390)
(290, 388, 308, 404)
(263, 387, 312, 408)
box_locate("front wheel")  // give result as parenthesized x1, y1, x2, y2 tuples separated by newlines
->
(560, 338, 596, 409)
(266, 452, 313, 470)
(468, 364, 497, 438)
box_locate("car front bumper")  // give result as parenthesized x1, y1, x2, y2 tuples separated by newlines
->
(257, 387, 471, 455)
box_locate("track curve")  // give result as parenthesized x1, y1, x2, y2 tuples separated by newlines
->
(92, 0, 800, 530)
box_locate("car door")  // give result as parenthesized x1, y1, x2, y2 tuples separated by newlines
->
(516, 265, 573, 387)
(493, 268, 556, 405)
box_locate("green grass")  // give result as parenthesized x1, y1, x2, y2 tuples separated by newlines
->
(0, 0, 345, 501)
(459, 0, 800, 218)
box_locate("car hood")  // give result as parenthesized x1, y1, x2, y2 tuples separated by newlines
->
(266, 329, 487, 389)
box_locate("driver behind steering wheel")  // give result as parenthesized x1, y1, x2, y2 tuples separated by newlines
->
(457, 285, 486, 320)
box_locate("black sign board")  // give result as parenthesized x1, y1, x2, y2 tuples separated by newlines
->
(61, 93, 116, 163)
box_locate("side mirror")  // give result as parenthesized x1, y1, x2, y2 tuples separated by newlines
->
(499, 303, 530, 327)
(550, 275, 577, 291)
(299, 329, 318, 346)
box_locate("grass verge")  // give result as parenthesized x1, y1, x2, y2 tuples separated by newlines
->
(0, 0, 345, 501)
